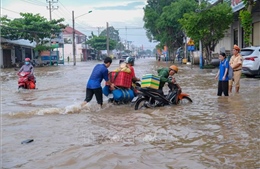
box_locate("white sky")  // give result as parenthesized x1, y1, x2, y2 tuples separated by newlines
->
(1, 0, 157, 50)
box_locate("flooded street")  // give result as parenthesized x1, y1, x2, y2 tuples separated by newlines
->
(1, 58, 260, 169)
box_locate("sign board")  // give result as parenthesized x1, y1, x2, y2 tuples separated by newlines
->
(231, 0, 257, 12)
(51, 31, 64, 44)
(231, 0, 244, 12)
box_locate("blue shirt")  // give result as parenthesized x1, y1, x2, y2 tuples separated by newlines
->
(219, 59, 229, 81)
(87, 64, 109, 89)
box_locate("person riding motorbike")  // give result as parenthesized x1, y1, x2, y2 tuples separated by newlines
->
(157, 65, 181, 103)
(125, 57, 140, 82)
(125, 56, 140, 95)
(17, 58, 35, 82)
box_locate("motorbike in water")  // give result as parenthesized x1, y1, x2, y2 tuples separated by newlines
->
(18, 72, 36, 90)
(103, 82, 141, 105)
(134, 83, 192, 110)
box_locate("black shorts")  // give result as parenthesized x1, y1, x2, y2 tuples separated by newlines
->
(84, 87, 103, 105)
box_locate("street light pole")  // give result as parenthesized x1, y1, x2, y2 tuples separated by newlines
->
(72, 10, 92, 66)
(72, 11, 76, 66)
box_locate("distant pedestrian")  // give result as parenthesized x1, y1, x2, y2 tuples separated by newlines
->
(229, 45, 243, 93)
(82, 57, 114, 108)
(215, 52, 229, 96)
(67, 56, 70, 64)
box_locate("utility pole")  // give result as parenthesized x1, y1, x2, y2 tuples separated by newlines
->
(106, 22, 109, 57)
(199, 0, 203, 69)
(46, 0, 58, 66)
(46, 0, 59, 21)
(72, 10, 92, 65)
(72, 11, 76, 66)
(125, 26, 127, 50)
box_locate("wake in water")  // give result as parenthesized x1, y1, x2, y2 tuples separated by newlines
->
(8, 102, 115, 117)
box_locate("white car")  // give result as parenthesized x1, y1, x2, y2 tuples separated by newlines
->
(241, 46, 260, 77)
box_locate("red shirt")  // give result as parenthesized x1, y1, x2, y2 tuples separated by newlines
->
(129, 65, 135, 79)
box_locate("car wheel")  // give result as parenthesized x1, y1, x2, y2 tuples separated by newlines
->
(244, 74, 255, 78)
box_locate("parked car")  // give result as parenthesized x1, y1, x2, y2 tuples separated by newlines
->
(241, 46, 260, 77)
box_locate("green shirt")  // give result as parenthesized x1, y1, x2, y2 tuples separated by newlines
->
(157, 68, 172, 89)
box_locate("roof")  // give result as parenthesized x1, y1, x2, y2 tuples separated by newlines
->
(63, 26, 85, 36)
(0, 37, 36, 48)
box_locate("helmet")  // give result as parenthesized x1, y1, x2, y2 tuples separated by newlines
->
(25, 58, 30, 62)
(169, 65, 178, 73)
(125, 57, 134, 64)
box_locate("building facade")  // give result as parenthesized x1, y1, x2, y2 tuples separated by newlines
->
(0, 38, 36, 68)
(215, 0, 260, 54)
(58, 26, 89, 62)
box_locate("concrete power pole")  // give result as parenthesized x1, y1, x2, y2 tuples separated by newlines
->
(199, 0, 203, 69)
(72, 11, 76, 66)
(46, 0, 59, 21)
(106, 22, 109, 57)
(46, 0, 58, 65)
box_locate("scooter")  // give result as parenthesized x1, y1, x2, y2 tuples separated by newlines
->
(134, 83, 192, 110)
(18, 72, 36, 90)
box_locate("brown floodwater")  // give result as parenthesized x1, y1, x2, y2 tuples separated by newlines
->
(1, 58, 259, 169)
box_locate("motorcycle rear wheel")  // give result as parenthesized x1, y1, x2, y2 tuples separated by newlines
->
(178, 96, 192, 104)
(134, 98, 149, 110)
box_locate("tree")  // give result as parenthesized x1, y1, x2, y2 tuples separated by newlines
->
(239, 0, 256, 46)
(179, 2, 233, 60)
(0, 13, 65, 55)
(157, 0, 197, 50)
(86, 33, 116, 59)
(143, 0, 175, 42)
(116, 41, 125, 51)
(100, 26, 125, 51)
(143, 0, 197, 56)
(99, 26, 120, 42)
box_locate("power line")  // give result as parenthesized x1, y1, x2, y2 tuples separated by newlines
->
(58, 0, 71, 13)
(1, 25, 61, 34)
(2, 7, 21, 14)
(20, 0, 46, 6)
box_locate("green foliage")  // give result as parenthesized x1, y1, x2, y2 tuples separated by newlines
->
(239, 0, 255, 46)
(158, 0, 198, 48)
(143, 0, 198, 51)
(116, 42, 125, 51)
(99, 26, 125, 51)
(143, 0, 175, 42)
(241, 0, 255, 8)
(179, 2, 233, 59)
(86, 35, 116, 51)
(99, 26, 120, 42)
(239, 10, 252, 46)
(0, 13, 65, 52)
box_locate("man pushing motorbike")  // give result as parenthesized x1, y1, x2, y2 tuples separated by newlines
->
(157, 65, 181, 104)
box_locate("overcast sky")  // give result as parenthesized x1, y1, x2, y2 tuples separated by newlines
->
(1, 0, 158, 50)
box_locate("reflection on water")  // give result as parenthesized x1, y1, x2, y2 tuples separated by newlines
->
(2, 58, 260, 169)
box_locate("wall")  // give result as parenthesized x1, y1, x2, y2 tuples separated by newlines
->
(57, 44, 83, 62)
